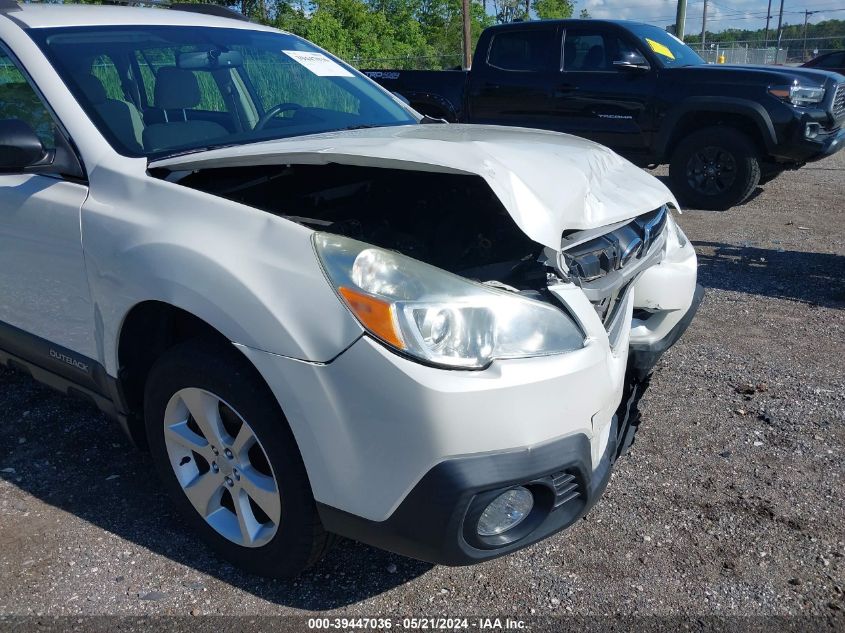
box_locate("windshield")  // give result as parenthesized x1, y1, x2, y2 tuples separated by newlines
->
(625, 23, 705, 68)
(30, 26, 417, 158)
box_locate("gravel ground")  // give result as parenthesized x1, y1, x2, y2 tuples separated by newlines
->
(0, 151, 842, 625)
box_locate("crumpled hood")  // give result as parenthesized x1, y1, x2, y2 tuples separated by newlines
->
(150, 123, 677, 249)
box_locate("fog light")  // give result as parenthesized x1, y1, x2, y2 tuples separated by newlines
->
(477, 487, 534, 536)
(805, 123, 820, 139)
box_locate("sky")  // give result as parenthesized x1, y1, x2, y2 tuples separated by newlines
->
(576, 0, 845, 34)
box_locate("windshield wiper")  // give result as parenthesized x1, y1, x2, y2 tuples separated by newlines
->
(330, 124, 384, 132)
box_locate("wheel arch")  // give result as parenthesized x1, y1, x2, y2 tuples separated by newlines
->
(405, 92, 460, 122)
(657, 98, 778, 161)
(115, 300, 280, 449)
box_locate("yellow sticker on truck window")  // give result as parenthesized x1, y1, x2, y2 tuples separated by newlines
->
(645, 38, 676, 60)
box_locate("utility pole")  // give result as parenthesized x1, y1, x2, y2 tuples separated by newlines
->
(775, 0, 785, 56)
(763, 0, 772, 49)
(675, 0, 687, 39)
(803, 10, 817, 61)
(701, 0, 708, 50)
(462, 0, 472, 70)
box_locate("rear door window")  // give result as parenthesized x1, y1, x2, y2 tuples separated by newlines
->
(487, 29, 559, 72)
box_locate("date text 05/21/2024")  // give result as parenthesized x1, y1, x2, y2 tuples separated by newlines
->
(307, 617, 527, 630)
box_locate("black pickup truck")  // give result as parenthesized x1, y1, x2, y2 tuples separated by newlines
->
(365, 20, 845, 210)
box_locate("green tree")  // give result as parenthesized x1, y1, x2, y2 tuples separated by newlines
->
(66, 0, 499, 68)
(531, 0, 573, 20)
(491, 0, 526, 24)
(271, 0, 449, 68)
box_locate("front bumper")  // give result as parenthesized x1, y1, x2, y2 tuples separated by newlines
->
(235, 224, 700, 565)
(238, 305, 624, 524)
(813, 125, 845, 159)
(785, 124, 845, 163)
(771, 107, 845, 163)
(629, 283, 705, 381)
(314, 285, 703, 565)
(317, 428, 615, 565)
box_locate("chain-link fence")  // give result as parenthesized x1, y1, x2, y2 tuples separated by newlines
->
(691, 36, 844, 66)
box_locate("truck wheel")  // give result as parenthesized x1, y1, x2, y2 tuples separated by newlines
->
(669, 127, 761, 210)
(144, 339, 333, 577)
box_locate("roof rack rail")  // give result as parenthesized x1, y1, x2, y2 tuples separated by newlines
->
(92, 0, 171, 6)
(0, 0, 250, 22)
(170, 2, 250, 21)
(99, 0, 250, 22)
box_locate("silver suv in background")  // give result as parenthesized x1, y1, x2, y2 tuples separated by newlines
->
(0, 2, 701, 576)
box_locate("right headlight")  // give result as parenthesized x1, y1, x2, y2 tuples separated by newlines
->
(314, 233, 585, 369)
(769, 83, 826, 106)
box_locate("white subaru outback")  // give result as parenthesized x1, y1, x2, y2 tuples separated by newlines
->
(0, 2, 702, 576)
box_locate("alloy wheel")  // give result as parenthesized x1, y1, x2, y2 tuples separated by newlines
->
(162, 388, 281, 548)
(685, 146, 737, 196)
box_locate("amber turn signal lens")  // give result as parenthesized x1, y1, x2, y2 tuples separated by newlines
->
(339, 286, 405, 349)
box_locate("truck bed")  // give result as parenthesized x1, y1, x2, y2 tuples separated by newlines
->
(362, 69, 468, 121)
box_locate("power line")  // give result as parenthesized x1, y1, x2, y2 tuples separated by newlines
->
(595, 1, 845, 26)
(645, 8, 844, 24)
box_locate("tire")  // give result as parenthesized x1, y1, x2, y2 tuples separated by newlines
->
(144, 339, 333, 577)
(668, 126, 761, 210)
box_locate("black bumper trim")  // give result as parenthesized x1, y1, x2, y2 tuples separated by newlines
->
(816, 126, 845, 158)
(774, 119, 845, 163)
(317, 427, 616, 566)
(628, 283, 705, 381)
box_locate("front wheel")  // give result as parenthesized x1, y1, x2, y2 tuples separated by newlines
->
(669, 126, 761, 210)
(144, 340, 333, 577)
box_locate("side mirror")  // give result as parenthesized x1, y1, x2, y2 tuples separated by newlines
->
(0, 119, 46, 171)
(613, 52, 651, 72)
(0, 119, 85, 179)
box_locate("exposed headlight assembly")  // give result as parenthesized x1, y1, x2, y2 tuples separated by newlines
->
(314, 233, 584, 369)
(769, 83, 826, 106)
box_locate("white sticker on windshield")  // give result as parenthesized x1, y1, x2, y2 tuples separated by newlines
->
(282, 50, 354, 77)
